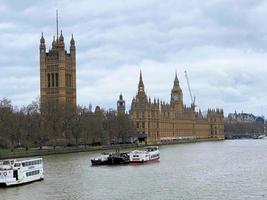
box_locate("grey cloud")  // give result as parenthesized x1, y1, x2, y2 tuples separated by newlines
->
(0, 0, 266, 115)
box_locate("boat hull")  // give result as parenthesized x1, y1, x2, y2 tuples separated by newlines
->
(91, 153, 129, 166)
(129, 157, 160, 164)
(1, 176, 44, 187)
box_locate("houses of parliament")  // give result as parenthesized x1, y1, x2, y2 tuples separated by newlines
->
(40, 29, 224, 143)
(125, 72, 224, 143)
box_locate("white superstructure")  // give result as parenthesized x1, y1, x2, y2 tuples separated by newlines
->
(0, 158, 44, 186)
(129, 146, 160, 163)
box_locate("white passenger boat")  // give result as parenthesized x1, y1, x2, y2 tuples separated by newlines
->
(0, 158, 44, 186)
(129, 146, 160, 163)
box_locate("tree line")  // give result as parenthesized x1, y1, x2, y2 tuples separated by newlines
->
(0, 98, 136, 150)
(224, 121, 265, 139)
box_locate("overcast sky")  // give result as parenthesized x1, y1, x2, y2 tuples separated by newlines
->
(0, 0, 267, 116)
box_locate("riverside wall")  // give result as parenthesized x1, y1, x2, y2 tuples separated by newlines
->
(0, 138, 224, 159)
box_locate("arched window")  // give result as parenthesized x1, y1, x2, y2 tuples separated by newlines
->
(65, 74, 72, 87)
(56, 73, 58, 87)
(47, 73, 50, 88)
(51, 73, 54, 87)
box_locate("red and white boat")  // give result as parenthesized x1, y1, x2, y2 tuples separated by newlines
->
(129, 146, 160, 163)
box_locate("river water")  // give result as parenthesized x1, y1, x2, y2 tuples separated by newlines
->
(1, 139, 267, 200)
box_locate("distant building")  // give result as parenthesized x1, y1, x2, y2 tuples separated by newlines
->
(256, 116, 265, 124)
(227, 112, 265, 124)
(126, 71, 224, 144)
(40, 31, 76, 111)
(117, 94, 126, 115)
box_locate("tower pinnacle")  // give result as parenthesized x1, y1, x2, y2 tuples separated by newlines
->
(138, 70, 144, 92)
(40, 32, 46, 51)
(40, 32, 45, 44)
(175, 71, 178, 82)
(70, 34, 75, 46)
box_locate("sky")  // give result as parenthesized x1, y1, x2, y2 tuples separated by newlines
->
(0, 0, 267, 116)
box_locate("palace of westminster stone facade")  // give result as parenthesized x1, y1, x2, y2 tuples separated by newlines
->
(40, 30, 224, 143)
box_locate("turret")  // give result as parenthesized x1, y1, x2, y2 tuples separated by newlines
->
(70, 34, 75, 52)
(52, 36, 56, 49)
(117, 93, 126, 114)
(40, 32, 46, 53)
(58, 30, 65, 49)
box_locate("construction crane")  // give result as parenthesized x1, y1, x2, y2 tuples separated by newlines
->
(184, 70, 196, 108)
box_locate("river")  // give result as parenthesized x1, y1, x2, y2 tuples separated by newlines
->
(1, 139, 267, 200)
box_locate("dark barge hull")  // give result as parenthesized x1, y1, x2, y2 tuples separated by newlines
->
(91, 153, 129, 166)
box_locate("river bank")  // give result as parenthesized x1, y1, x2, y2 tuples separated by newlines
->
(0, 138, 223, 159)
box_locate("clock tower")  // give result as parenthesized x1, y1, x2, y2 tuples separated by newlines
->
(170, 72, 183, 113)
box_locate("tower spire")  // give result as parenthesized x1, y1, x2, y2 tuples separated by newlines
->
(139, 70, 144, 86)
(138, 70, 144, 92)
(173, 71, 180, 87)
(175, 71, 178, 82)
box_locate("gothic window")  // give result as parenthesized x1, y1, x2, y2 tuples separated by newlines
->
(136, 122, 139, 128)
(47, 73, 50, 88)
(65, 74, 68, 87)
(55, 73, 58, 87)
(65, 74, 72, 87)
(51, 73, 54, 87)
(142, 122, 145, 128)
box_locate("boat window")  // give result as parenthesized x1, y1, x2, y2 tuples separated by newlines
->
(3, 161, 10, 165)
(26, 170, 40, 177)
(14, 163, 20, 167)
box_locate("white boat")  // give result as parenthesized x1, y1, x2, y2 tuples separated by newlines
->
(91, 153, 111, 165)
(129, 146, 160, 163)
(258, 135, 266, 139)
(0, 158, 44, 186)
